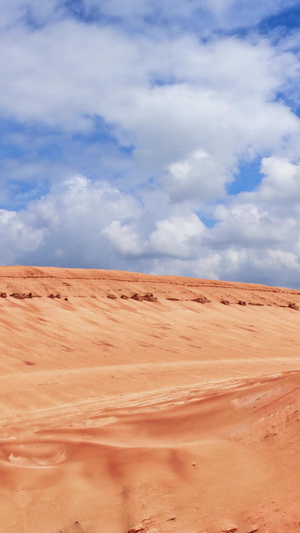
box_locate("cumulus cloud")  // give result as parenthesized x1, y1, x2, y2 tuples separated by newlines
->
(0, 176, 141, 268)
(0, 23, 298, 153)
(0, 0, 60, 29)
(2, 0, 299, 32)
(0, 208, 44, 265)
(0, 20, 299, 215)
(211, 203, 297, 247)
(0, 175, 220, 279)
(202, 0, 300, 30)
(65, 0, 300, 33)
(0, 161, 300, 287)
(1, 0, 300, 287)
(259, 156, 300, 202)
(0, 175, 206, 268)
(206, 157, 300, 285)
(102, 220, 142, 256)
(148, 214, 205, 258)
(162, 149, 231, 203)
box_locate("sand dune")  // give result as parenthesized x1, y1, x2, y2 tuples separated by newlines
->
(0, 266, 299, 532)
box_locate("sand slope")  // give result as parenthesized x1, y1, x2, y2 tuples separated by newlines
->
(0, 267, 299, 532)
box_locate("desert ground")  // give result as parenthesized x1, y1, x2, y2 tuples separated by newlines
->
(0, 266, 299, 532)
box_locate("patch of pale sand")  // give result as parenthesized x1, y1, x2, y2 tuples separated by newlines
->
(0, 267, 299, 531)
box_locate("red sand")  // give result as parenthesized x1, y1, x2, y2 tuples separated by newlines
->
(0, 266, 299, 532)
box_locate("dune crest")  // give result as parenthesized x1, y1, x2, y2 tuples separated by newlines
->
(0, 266, 299, 532)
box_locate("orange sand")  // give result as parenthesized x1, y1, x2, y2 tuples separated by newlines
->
(0, 266, 299, 532)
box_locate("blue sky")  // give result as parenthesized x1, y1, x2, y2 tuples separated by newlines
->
(1, 0, 300, 287)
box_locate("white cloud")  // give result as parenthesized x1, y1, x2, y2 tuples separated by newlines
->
(0, 176, 141, 267)
(202, 0, 299, 29)
(204, 157, 300, 285)
(0, 24, 298, 168)
(211, 202, 297, 247)
(68, 0, 300, 33)
(0, 209, 44, 265)
(0, 0, 61, 30)
(162, 149, 231, 203)
(102, 220, 142, 256)
(0, 175, 206, 266)
(1, 0, 298, 31)
(220, 248, 300, 287)
(148, 214, 205, 257)
(0, 18, 298, 226)
(259, 156, 300, 201)
(0, 165, 300, 287)
(150, 252, 222, 280)
(0, 1, 300, 287)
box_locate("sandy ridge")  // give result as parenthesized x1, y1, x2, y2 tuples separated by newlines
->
(0, 267, 299, 531)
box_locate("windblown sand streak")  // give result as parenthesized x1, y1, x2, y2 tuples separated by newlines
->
(0, 266, 299, 532)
